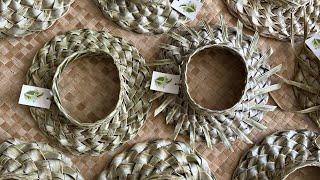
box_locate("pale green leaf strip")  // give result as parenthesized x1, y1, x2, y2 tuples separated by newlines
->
(174, 114, 186, 140)
(247, 32, 259, 59)
(277, 75, 320, 94)
(154, 95, 175, 116)
(252, 104, 277, 111)
(230, 123, 253, 144)
(253, 84, 282, 96)
(236, 21, 243, 48)
(208, 115, 233, 151)
(168, 32, 190, 45)
(254, 64, 282, 82)
(255, 48, 273, 68)
(242, 117, 267, 130)
(147, 59, 175, 66)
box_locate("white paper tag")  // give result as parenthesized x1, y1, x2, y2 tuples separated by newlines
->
(171, 0, 203, 20)
(150, 71, 180, 94)
(18, 85, 52, 109)
(306, 34, 320, 59)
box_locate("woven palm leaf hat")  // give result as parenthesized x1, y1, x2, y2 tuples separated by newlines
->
(26, 29, 152, 155)
(0, 0, 74, 37)
(223, 0, 320, 40)
(151, 16, 282, 150)
(95, 0, 202, 34)
(233, 130, 320, 179)
(98, 139, 216, 179)
(0, 139, 83, 179)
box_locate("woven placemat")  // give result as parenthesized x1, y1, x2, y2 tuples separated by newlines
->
(0, 0, 319, 179)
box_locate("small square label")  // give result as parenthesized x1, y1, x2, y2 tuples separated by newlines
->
(171, 0, 203, 20)
(150, 71, 180, 94)
(306, 34, 320, 59)
(18, 85, 52, 109)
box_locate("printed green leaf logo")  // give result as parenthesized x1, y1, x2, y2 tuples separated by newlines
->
(180, 2, 197, 13)
(24, 90, 43, 102)
(312, 38, 320, 49)
(155, 76, 172, 88)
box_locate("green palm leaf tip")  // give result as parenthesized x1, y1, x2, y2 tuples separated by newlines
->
(24, 90, 43, 100)
(180, 2, 197, 13)
(155, 76, 172, 87)
(312, 38, 320, 49)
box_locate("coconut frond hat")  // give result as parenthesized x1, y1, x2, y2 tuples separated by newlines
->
(26, 29, 152, 155)
(96, 0, 201, 34)
(0, 0, 74, 37)
(224, 0, 320, 40)
(151, 17, 282, 150)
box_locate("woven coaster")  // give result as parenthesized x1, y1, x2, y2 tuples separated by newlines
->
(98, 139, 216, 179)
(233, 129, 320, 179)
(26, 29, 152, 155)
(0, 0, 74, 37)
(95, 0, 196, 34)
(0, 139, 83, 179)
(223, 0, 320, 40)
(151, 17, 282, 150)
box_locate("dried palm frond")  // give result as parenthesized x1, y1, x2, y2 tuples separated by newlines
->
(0, 139, 83, 180)
(0, 0, 74, 37)
(233, 130, 320, 179)
(26, 29, 152, 155)
(95, 0, 201, 34)
(224, 0, 320, 40)
(98, 139, 216, 180)
(151, 17, 281, 150)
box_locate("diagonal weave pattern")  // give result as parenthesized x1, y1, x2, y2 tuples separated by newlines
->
(152, 19, 281, 150)
(0, 139, 83, 179)
(233, 130, 320, 180)
(98, 139, 216, 180)
(95, 0, 190, 34)
(223, 0, 320, 40)
(0, 0, 74, 37)
(26, 29, 152, 155)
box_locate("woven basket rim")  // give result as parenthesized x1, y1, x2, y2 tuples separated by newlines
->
(52, 49, 123, 127)
(182, 44, 249, 113)
(283, 163, 320, 180)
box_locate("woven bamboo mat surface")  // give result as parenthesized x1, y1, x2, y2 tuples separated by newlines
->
(0, 0, 319, 179)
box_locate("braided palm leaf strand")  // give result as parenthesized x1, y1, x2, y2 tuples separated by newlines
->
(224, 0, 320, 40)
(0, 139, 83, 180)
(233, 130, 320, 179)
(98, 139, 216, 180)
(0, 0, 74, 37)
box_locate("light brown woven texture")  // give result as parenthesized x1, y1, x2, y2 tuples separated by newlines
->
(0, 0, 319, 179)
(98, 139, 216, 180)
(0, 139, 83, 179)
(0, 0, 74, 37)
(152, 19, 282, 150)
(223, 0, 320, 40)
(233, 130, 320, 180)
(96, 0, 192, 34)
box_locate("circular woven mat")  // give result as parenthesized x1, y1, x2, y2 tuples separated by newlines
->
(0, 139, 83, 179)
(26, 29, 152, 155)
(95, 0, 190, 34)
(0, 0, 74, 37)
(223, 0, 320, 40)
(152, 18, 281, 150)
(233, 129, 320, 180)
(98, 139, 216, 179)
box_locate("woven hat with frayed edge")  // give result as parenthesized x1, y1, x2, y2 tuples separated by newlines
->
(95, 0, 200, 34)
(0, 139, 83, 180)
(223, 0, 320, 40)
(98, 139, 216, 180)
(0, 0, 74, 37)
(150, 17, 282, 151)
(26, 29, 152, 155)
(233, 129, 320, 179)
